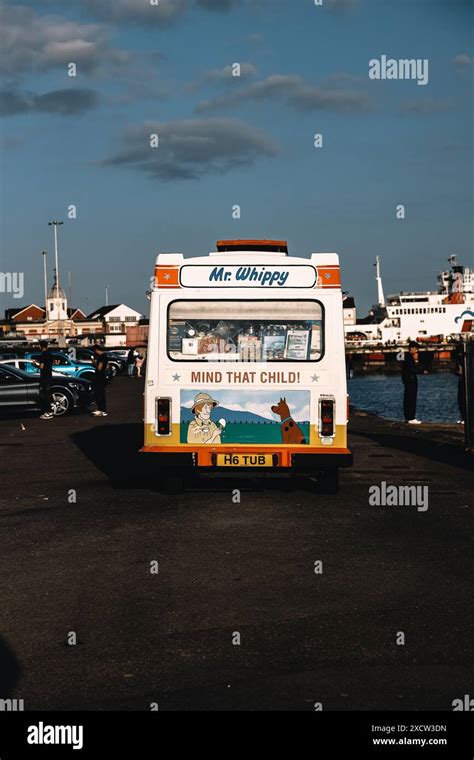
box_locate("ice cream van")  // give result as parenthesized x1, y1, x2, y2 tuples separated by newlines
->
(141, 240, 352, 492)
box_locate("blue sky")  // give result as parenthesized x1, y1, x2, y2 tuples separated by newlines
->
(0, 0, 472, 316)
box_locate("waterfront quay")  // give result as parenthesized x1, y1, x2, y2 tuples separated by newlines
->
(346, 341, 459, 373)
(0, 377, 472, 710)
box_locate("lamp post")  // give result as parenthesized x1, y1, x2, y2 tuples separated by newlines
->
(48, 221, 63, 294)
(48, 220, 64, 346)
(41, 250, 48, 319)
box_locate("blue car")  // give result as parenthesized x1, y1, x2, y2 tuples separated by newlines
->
(25, 351, 98, 381)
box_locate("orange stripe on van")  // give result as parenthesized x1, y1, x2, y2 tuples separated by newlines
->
(316, 265, 340, 288)
(155, 266, 180, 288)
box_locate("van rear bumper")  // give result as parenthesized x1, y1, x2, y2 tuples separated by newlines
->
(140, 447, 353, 470)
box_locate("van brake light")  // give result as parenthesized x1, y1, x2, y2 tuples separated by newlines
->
(319, 398, 335, 438)
(156, 397, 171, 436)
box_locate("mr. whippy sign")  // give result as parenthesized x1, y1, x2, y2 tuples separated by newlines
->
(180, 264, 317, 288)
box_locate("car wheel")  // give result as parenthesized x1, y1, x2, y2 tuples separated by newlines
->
(49, 389, 73, 416)
(109, 363, 118, 376)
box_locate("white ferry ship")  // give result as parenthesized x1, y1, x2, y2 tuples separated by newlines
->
(345, 256, 474, 344)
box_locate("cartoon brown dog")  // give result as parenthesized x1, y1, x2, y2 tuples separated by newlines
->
(271, 397, 306, 444)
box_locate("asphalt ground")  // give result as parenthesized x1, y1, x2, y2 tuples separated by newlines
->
(0, 376, 472, 710)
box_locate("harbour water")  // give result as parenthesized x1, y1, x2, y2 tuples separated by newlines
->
(348, 372, 461, 423)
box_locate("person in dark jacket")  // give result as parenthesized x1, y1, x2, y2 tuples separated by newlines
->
(455, 347, 466, 424)
(402, 341, 421, 424)
(37, 340, 54, 419)
(127, 348, 136, 377)
(91, 344, 109, 417)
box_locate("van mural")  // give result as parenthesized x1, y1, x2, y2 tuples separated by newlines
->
(180, 390, 310, 445)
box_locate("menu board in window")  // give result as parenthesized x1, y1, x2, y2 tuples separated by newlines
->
(285, 329, 310, 360)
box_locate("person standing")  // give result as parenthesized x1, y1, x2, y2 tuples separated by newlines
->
(135, 353, 144, 378)
(38, 340, 54, 420)
(91, 344, 109, 417)
(401, 341, 421, 424)
(455, 347, 466, 424)
(127, 348, 136, 377)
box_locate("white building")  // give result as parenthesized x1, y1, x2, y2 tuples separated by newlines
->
(87, 304, 143, 346)
(46, 272, 68, 322)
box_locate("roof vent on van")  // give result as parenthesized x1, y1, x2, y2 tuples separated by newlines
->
(216, 239, 288, 254)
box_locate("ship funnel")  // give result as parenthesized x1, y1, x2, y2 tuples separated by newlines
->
(374, 256, 386, 307)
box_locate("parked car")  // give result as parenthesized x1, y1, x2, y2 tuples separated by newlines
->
(0, 364, 94, 416)
(107, 349, 129, 359)
(24, 351, 113, 381)
(105, 352, 127, 373)
(69, 347, 123, 375)
(0, 358, 65, 376)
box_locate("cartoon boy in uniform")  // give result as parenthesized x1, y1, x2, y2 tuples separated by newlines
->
(187, 392, 223, 444)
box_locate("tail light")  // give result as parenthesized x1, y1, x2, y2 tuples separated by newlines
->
(319, 397, 335, 438)
(156, 397, 171, 436)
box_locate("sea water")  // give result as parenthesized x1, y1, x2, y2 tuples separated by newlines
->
(348, 373, 460, 423)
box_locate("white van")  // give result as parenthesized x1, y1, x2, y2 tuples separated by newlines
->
(142, 240, 352, 492)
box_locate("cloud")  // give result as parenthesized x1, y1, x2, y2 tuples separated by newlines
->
(0, 1, 128, 78)
(400, 97, 450, 114)
(322, 72, 365, 87)
(196, 74, 372, 113)
(78, 0, 188, 24)
(18, 0, 243, 26)
(100, 118, 279, 180)
(0, 88, 99, 116)
(186, 62, 257, 92)
(453, 53, 474, 66)
(205, 62, 258, 83)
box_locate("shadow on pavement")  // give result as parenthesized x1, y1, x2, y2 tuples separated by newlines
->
(351, 425, 472, 472)
(71, 423, 153, 487)
(71, 423, 317, 494)
(0, 636, 21, 698)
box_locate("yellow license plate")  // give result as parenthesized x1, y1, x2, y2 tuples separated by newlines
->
(216, 453, 273, 467)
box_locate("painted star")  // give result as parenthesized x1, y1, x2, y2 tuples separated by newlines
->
(172, 373, 181, 381)
(163, 273, 171, 281)
(324, 272, 331, 280)
(310, 374, 320, 382)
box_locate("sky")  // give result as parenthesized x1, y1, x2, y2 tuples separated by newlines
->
(0, 0, 472, 317)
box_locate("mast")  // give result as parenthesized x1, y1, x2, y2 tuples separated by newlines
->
(374, 256, 385, 307)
